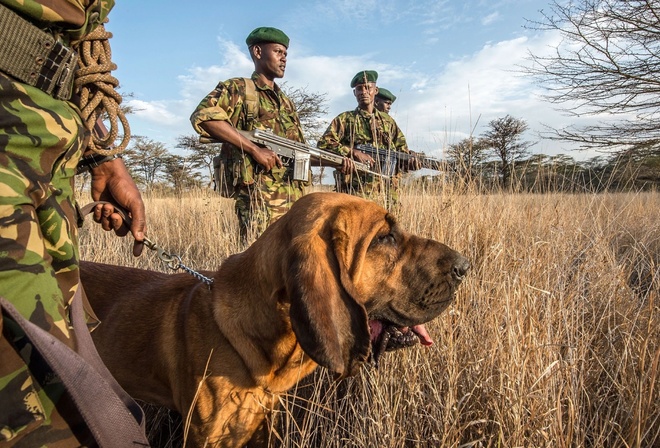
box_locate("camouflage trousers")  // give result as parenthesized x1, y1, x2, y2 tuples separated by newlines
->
(334, 170, 401, 211)
(234, 167, 305, 241)
(0, 73, 95, 446)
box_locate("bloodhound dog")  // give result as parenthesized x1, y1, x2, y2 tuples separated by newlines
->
(81, 192, 469, 447)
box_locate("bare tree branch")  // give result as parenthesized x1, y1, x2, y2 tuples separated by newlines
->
(524, 0, 660, 151)
(279, 82, 329, 143)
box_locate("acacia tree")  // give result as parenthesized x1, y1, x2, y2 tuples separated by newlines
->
(481, 115, 535, 189)
(446, 136, 489, 184)
(176, 134, 222, 189)
(525, 0, 660, 152)
(162, 154, 202, 191)
(122, 136, 169, 190)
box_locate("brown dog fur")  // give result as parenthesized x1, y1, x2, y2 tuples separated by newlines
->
(81, 192, 469, 447)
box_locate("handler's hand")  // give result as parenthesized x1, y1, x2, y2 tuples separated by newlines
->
(90, 156, 147, 256)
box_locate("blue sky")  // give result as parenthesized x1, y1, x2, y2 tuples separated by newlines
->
(105, 0, 598, 160)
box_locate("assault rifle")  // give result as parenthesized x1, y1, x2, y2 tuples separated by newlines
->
(355, 144, 444, 177)
(200, 129, 388, 181)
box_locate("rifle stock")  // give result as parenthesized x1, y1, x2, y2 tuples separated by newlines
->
(200, 129, 388, 180)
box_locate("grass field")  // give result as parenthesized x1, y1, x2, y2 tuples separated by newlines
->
(79, 183, 659, 447)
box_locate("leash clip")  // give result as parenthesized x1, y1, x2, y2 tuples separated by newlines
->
(142, 236, 183, 270)
(157, 248, 182, 271)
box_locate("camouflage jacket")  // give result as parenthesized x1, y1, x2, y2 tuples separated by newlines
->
(190, 72, 305, 183)
(191, 72, 304, 142)
(317, 107, 409, 156)
(0, 0, 113, 40)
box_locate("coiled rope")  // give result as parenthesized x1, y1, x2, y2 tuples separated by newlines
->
(72, 24, 129, 156)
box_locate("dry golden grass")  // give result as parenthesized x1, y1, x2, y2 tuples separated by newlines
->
(79, 183, 659, 448)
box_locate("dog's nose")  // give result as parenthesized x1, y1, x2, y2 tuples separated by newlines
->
(452, 255, 470, 282)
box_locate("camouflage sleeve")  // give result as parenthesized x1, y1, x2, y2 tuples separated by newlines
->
(190, 78, 245, 137)
(317, 113, 352, 156)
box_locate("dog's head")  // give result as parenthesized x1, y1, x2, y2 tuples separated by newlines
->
(269, 192, 469, 377)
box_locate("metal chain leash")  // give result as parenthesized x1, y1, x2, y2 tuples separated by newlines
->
(141, 236, 214, 286)
(79, 201, 214, 286)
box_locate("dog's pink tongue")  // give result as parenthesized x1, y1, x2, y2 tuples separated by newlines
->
(369, 320, 434, 346)
(369, 320, 383, 342)
(411, 324, 434, 346)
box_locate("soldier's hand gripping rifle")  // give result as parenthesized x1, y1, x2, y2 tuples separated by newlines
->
(355, 144, 444, 177)
(201, 129, 388, 181)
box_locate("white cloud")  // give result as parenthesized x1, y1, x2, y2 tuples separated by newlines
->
(127, 99, 180, 125)
(287, 54, 421, 117)
(377, 31, 603, 159)
(126, 39, 254, 138)
(482, 12, 501, 25)
(178, 39, 254, 103)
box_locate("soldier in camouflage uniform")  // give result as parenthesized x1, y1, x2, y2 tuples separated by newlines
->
(0, 0, 147, 445)
(191, 27, 307, 241)
(374, 87, 396, 114)
(317, 70, 418, 211)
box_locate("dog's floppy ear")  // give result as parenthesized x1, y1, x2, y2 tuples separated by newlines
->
(286, 208, 372, 377)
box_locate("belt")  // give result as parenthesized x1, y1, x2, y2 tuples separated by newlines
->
(0, 3, 78, 100)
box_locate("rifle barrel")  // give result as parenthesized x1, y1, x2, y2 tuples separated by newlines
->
(356, 144, 443, 172)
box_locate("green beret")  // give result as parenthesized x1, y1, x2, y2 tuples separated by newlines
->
(246, 27, 290, 48)
(350, 70, 378, 88)
(376, 88, 396, 103)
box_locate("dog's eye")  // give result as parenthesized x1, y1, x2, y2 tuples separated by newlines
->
(376, 233, 396, 245)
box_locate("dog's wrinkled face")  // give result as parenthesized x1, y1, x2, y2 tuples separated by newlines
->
(356, 214, 468, 361)
(279, 192, 470, 377)
(330, 198, 469, 364)
(357, 213, 466, 324)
